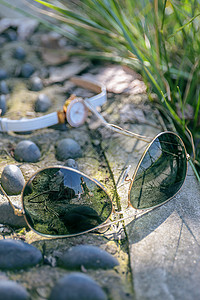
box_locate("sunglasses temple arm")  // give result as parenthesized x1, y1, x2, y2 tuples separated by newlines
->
(185, 125, 196, 161)
(0, 184, 24, 216)
(184, 126, 200, 183)
(96, 209, 148, 231)
(95, 214, 134, 231)
(96, 207, 154, 231)
(84, 99, 151, 143)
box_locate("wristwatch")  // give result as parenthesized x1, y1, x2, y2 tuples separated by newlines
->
(0, 77, 106, 132)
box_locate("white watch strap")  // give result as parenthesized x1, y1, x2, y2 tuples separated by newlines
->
(85, 85, 107, 107)
(70, 77, 107, 108)
(0, 112, 59, 132)
(0, 77, 107, 132)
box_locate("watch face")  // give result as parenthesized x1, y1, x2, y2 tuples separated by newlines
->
(66, 99, 88, 127)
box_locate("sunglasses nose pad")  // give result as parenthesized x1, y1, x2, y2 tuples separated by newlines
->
(128, 132, 187, 210)
(22, 167, 113, 237)
(117, 165, 132, 189)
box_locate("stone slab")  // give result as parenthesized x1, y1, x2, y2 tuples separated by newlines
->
(127, 164, 200, 300)
(101, 100, 200, 300)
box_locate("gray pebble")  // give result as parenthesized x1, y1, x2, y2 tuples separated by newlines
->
(58, 245, 119, 270)
(6, 29, 17, 41)
(0, 95, 7, 115)
(51, 123, 68, 131)
(35, 94, 51, 112)
(14, 140, 41, 162)
(0, 69, 8, 80)
(0, 36, 7, 46)
(14, 46, 26, 60)
(56, 138, 82, 161)
(1, 165, 25, 195)
(49, 273, 107, 300)
(0, 81, 9, 94)
(21, 63, 35, 78)
(0, 280, 29, 300)
(0, 239, 42, 270)
(29, 76, 43, 91)
(0, 203, 27, 227)
(65, 158, 79, 170)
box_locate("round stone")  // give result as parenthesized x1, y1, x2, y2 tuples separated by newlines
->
(0, 36, 7, 46)
(35, 94, 51, 112)
(0, 81, 9, 94)
(49, 273, 107, 300)
(0, 239, 42, 270)
(14, 140, 41, 162)
(0, 69, 8, 80)
(29, 76, 43, 91)
(6, 29, 17, 41)
(56, 138, 82, 161)
(0, 280, 29, 300)
(14, 46, 26, 60)
(21, 63, 35, 78)
(58, 245, 119, 270)
(65, 158, 79, 170)
(0, 202, 27, 228)
(0, 95, 7, 115)
(1, 165, 25, 195)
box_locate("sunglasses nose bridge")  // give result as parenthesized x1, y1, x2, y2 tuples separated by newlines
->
(13, 207, 24, 216)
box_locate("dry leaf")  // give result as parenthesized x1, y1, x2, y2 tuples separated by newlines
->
(40, 32, 67, 49)
(82, 65, 146, 95)
(42, 49, 69, 66)
(46, 60, 90, 84)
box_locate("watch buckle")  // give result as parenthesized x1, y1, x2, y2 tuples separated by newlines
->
(57, 94, 76, 124)
(63, 94, 76, 113)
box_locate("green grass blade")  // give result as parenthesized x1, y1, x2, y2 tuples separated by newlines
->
(168, 11, 200, 39)
(33, 0, 112, 33)
(194, 92, 200, 129)
(189, 160, 200, 183)
(177, 85, 185, 129)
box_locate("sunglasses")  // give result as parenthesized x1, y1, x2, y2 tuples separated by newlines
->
(0, 130, 189, 238)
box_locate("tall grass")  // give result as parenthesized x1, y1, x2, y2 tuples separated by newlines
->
(2, 0, 200, 171)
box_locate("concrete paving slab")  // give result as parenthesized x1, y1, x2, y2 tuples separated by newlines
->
(101, 100, 200, 300)
(126, 164, 200, 300)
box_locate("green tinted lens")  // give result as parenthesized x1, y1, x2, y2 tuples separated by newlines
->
(22, 167, 112, 237)
(129, 132, 187, 209)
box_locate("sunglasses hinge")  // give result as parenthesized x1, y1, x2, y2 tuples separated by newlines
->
(186, 153, 190, 161)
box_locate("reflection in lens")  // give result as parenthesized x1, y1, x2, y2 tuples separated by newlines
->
(129, 132, 187, 209)
(22, 167, 112, 236)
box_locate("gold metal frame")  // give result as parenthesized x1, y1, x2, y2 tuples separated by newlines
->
(127, 131, 189, 210)
(0, 186, 24, 216)
(12, 166, 113, 238)
(0, 131, 189, 238)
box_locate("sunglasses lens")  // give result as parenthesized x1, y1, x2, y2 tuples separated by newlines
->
(22, 167, 112, 236)
(129, 132, 187, 209)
